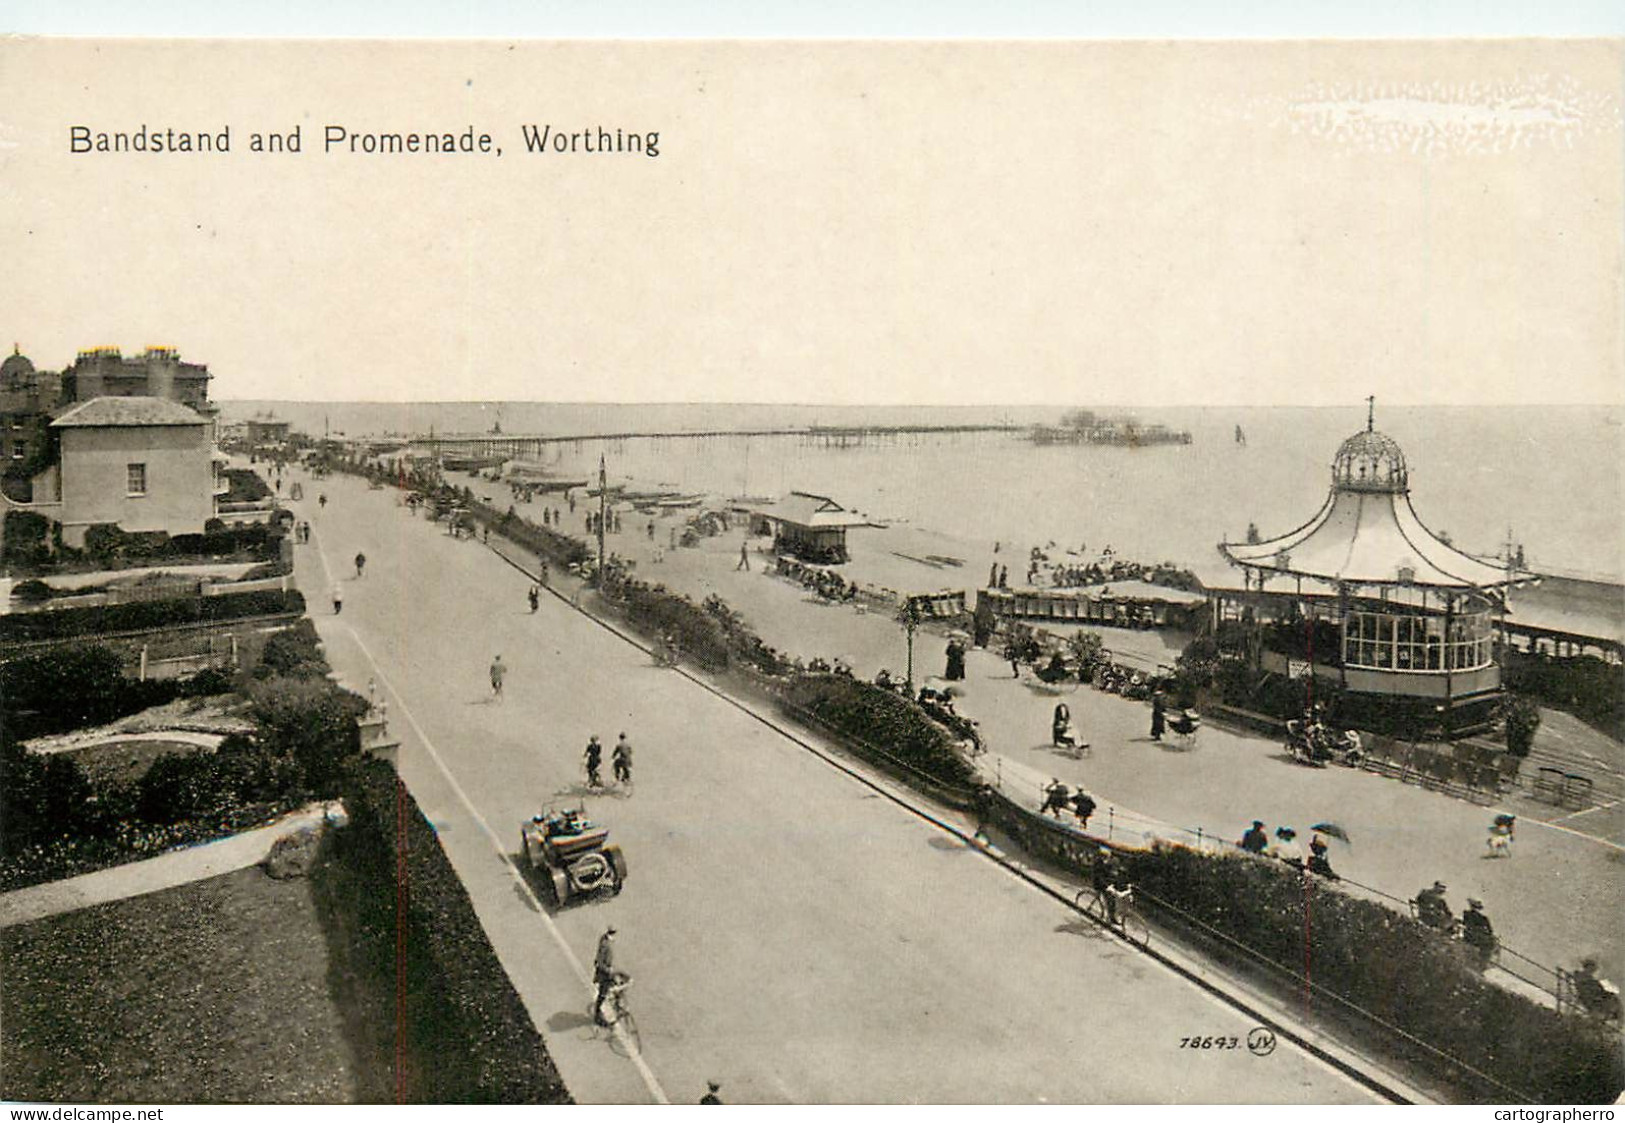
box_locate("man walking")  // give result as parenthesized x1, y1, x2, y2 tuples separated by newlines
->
(354, 551, 367, 579)
(612, 733, 634, 786)
(736, 540, 750, 571)
(489, 654, 507, 701)
(331, 583, 344, 615)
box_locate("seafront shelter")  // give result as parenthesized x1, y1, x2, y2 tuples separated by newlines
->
(756, 491, 873, 565)
(1212, 412, 1521, 735)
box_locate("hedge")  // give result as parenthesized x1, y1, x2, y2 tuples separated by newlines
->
(313, 758, 573, 1103)
(778, 673, 976, 791)
(0, 588, 304, 643)
(1503, 652, 1623, 740)
(603, 570, 737, 671)
(0, 644, 189, 740)
(1119, 845, 1623, 1103)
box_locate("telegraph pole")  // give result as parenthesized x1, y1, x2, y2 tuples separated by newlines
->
(596, 453, 607, 585)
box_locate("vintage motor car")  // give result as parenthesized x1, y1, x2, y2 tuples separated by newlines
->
(521, 807, 627, 904)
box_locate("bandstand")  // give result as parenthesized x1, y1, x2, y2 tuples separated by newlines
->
(1214, 410, 1522, 735)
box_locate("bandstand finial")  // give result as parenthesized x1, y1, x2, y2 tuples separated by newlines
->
(1366, 395, 1375, 432)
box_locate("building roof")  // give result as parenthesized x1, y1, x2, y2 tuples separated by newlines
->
(762, 491, 875, 530)
(51, 396, 207, 428)
(1219, 423, 1513, 591)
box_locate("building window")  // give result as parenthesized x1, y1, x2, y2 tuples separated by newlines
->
(127, 463, 147, 496)
(11, 441, 25, 460)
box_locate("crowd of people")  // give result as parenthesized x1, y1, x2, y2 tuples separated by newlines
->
(776, 556, 861, 603)
(990, 544, 1201, 593)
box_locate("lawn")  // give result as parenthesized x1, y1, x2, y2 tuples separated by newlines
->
(0, 865, 368, 1104)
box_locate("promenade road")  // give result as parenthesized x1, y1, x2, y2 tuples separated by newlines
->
(287, 470, 1381, 1105)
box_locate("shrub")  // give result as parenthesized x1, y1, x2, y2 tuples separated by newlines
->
(82, 523, 127, 560)
(0, 731, 96, 849)
(2, 509, 52, 566)
(0, 644, 181, 739)
(252, 619, 327, 679)
(1500, 694, 1542, 758)
(11, 578, 52, 604)
(779, 673, 975, 790)
(247, 676, 367, 797)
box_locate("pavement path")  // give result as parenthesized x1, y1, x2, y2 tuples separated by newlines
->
(0, 802, 344, 930)
(283, 467, 1387, 1105)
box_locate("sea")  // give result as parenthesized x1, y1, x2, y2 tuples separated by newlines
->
(221, 402, 1625, 583)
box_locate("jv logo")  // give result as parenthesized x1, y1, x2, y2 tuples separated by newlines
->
(1247, 1027, 1277, 1057)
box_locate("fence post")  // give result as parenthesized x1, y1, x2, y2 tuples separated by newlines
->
(139, 645, 148, 681)
(1108, 806, 1115, 841)
(231, 633, 239, 666)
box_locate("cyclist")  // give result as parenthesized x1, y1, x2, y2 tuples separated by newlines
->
(584, 735, 604, 788)
(1091, 847, 1120, 922)
(593, 927, 620, 1026)
(613, 733, 634, 785)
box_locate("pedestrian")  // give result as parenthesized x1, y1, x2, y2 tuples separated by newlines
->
(737, 540, 750, 571)
(593, 927, 618, 1025)
(331, 583, 344, 615)
(528, 585, 540, 613)
(318, 493, 327, 510)
(1269, 827, 1304, 868)
(700, 1082, 723, 1105)
(1004, 638, 1022, 678)
(1071, 788, 1097, 827)
(1040, 778, 1070, 816)
(613, 733, 633, 785)
(490, 654, 507, 701)
(539, 561, 550, 586)
(483, 525, 490, 543)
(998, 564, 1008, 589)
(647, 520, 655, 540)
(1308, 833, 1339, 880)
(354, 551, 367, 578)
(1238, 820, 1268, 854)
(945, 638, 965, 681)
(1150, 692, 1166, 741)
(543, 507, 551, 526)
(989, 561, 998, 589)
(584, 735, 604, 787)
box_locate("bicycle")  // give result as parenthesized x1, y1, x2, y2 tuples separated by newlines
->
(1075, 883, 1150, 949)
(595, 972, 641, 1055)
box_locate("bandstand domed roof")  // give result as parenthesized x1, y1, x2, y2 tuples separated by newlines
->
(1220, 409, 1511, 591)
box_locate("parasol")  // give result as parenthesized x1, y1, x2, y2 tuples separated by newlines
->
(1310, 822, 1351, 844)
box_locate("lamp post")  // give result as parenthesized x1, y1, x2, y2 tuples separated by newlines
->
(897, 596, 923, 690)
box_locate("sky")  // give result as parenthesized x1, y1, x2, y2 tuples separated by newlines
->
(2, 36, 1621, 407)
